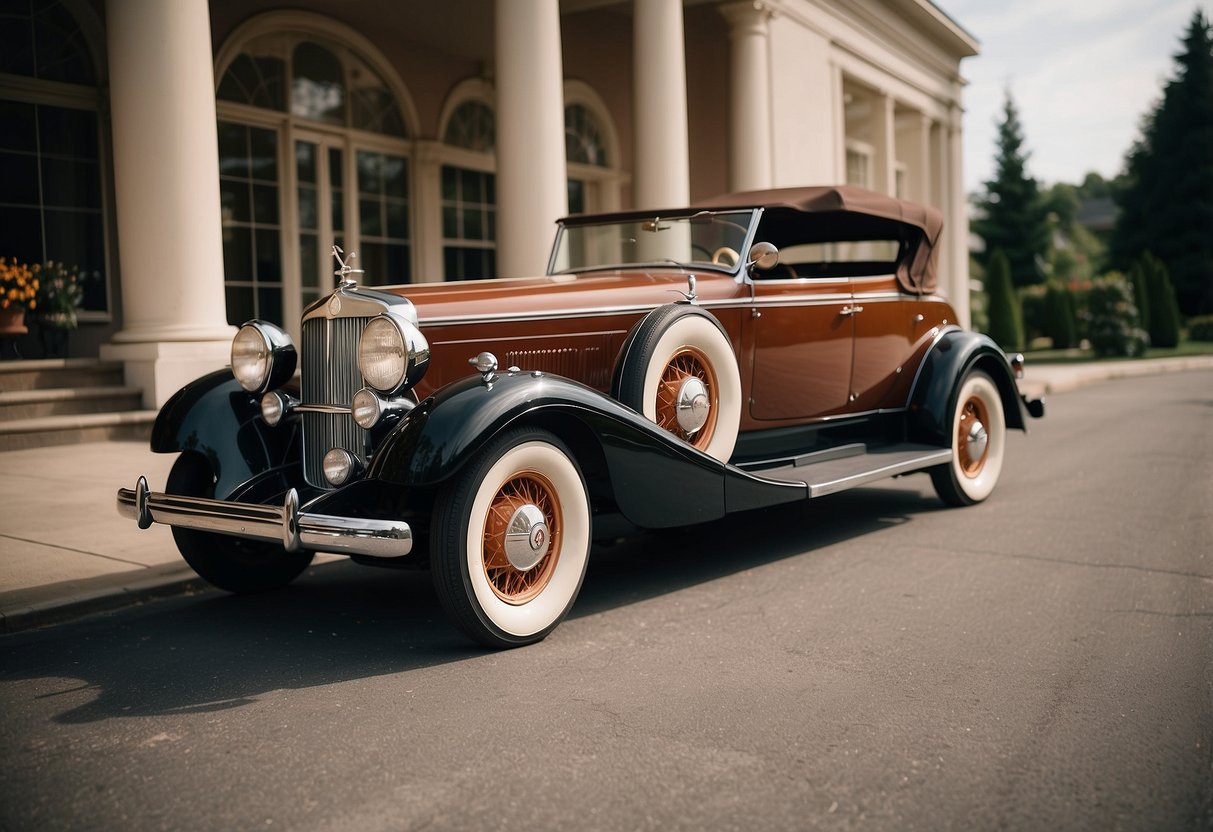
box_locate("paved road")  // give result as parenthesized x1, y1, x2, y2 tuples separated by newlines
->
(2, 371, 1211, 831)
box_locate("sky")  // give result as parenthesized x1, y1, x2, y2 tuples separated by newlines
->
(941, 0, 1211, 193)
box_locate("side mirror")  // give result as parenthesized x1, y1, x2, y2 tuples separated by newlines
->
(747, 242, 779, 271)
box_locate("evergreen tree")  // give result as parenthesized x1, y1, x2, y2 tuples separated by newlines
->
(1128, 257, 1151, 334)
(1145, 253, 1182, 348)
(973, 92, 1051, 288)
(1112, 11, 1213, 316)
(985, 249, 1024, 351)
(1043, 284, 1077, 349)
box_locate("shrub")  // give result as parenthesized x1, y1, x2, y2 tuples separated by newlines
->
(1042, 283, 1078, 349)
(1188, 315, 1213, 341)
(1018, 284, 1047, 343)
(985, 249, 1023, 352)
(1143, 253, 1181, 349)
(1127, 258, 1151, 334)
(1085, 273, 1149, 357)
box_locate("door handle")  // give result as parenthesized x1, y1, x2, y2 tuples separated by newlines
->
(839, 305, 864, 317)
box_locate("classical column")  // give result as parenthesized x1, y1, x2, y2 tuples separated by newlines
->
(871, 91, 897, 196)
(101, 0, 234, 408)
(720, 2, 773, 192)
(495, 0, 567, 277)
(633, 0, 690, 208)
(900, 111, 932, 204)
(947, 107, 971, 329)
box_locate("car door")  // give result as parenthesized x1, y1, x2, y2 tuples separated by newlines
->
(847, 274, 920, 413)
(746, 273, 855, 422)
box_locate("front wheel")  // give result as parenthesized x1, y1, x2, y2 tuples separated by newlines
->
(430, 428, 592, 648)
(167, 452, 314, 593)
(930, 370, 1006, 506)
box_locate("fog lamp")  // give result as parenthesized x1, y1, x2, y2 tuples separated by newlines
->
(322, 448, 362, 487)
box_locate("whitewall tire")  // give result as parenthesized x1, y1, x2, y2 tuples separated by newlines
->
(930, 370, 1006, 506)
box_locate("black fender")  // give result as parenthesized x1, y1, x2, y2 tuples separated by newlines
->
(366, 370, 729, 529)
(907, 329, 1028, 447)
(150, 369, 299, 500)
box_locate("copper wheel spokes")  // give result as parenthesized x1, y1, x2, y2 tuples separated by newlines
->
(482, 472, 561, 605)
(655, 347, 718, 449)
(957, 395, 990, 477)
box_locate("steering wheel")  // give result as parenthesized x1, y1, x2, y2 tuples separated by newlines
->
(711, 246, 740, 268)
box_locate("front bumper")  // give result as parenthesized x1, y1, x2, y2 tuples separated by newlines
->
(116, 476, 412, 559)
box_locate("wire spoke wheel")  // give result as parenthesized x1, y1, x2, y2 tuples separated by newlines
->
(931, 370, 1006, 506)
(481, 472, 562, 605)
(654, 347, 719, 450)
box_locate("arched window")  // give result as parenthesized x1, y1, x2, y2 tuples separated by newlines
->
(563, 83, 621, 215)
(0, 0, 110, 317)
(215, 15, 416, 328)
(438, 88, 497, 281)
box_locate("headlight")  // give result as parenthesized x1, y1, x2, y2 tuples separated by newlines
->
(357, 313, 430, 394)
(231, 321, 296, 393)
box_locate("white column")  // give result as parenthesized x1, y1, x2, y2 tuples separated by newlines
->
(101, 0, 234, 407)
(871, 92, 896, 196)
(633, 0, 690, 208)
(720, 2, 772, 192)
(901, 111, 932, 204)
(495, 0, 567, 277)
(947, 106, 971, 329)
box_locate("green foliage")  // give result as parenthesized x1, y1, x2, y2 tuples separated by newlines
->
(968, 256, 988, 334)
(1143, 253, 1182, 348)
(973, 92, 1052, 288)
(1019, 284, 1047, 343)
(1085, 273, 1149, 357)
(1187, 315, 1213, 341)
(1043, 284, 1078, 349)
(1112, 11, 1213, 316)
(1127, 258, 1151, 333)
(984, 249, 1024, 351)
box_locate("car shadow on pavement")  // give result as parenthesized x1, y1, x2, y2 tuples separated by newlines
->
(0, 482, 943, 725)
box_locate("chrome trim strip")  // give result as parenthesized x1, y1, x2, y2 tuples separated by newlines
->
(117, 477, 412, 559)
(294, 403, 353, 415)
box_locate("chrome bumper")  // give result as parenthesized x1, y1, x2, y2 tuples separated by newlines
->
(116, 476, 412, 559)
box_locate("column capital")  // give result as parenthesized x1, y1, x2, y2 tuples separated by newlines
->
(719, 1, 775, 34)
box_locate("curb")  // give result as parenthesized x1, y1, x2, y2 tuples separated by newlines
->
(1024, 355, 1213, 395)
(0, 564, 209, 635)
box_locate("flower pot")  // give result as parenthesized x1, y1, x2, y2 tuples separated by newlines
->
(0, 305, 28, 336)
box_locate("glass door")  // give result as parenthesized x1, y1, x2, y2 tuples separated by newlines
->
(295, 136, 345, 309)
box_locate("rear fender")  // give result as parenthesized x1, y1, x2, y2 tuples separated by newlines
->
(367, 371, 729, 529)
(150, 369, 298, 499)
(908, 329, 1027, 446)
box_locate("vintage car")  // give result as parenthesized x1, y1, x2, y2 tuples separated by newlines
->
(118, 185, 1043, 647)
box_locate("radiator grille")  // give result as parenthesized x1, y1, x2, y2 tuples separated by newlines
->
(301, 315, 371, 488)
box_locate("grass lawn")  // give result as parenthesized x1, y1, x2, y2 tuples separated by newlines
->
(1023, 339, 1213, 364)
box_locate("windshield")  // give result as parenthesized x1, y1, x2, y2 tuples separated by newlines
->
(549, 210, 756, 274)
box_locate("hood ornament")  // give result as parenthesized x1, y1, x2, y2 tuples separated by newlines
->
(331, 245, 364, 290)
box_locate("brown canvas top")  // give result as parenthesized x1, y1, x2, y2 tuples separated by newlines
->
(692, 185, 944, 295)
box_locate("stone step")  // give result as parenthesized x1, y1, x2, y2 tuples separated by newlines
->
(0, 358, 125, 392)
(0, 385, 145, 421)
(0, 410, 157, 452)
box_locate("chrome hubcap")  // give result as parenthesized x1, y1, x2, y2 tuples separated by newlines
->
(503, 504, 550, 571)
(675, 377, 711, 435)
(966, 419, 988, 464)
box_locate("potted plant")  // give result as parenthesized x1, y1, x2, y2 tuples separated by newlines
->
(0, 257, 39, 339)
(35, 261, 87, 357)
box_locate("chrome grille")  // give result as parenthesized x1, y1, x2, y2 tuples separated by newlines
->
(301, 315, 371, 488)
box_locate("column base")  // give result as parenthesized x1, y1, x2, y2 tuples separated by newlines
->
(101, 337, 233, 409)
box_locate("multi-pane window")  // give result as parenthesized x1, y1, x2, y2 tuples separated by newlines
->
(565, 102, 611, 215)
(0, 0, 109, 314)
(441, 100, 496, 280)
(216, 31, 411, 317)
(846, 147, 871, 189)
(218, 122, 283, 325)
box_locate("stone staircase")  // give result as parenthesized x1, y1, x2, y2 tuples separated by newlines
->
(0, 359, 157, 451)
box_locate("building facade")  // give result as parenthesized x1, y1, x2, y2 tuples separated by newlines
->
(0, 0, 977, 406)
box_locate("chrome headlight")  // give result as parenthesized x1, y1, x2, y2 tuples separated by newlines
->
(231, 321, 296, 394)
(357, 313, 430, 394)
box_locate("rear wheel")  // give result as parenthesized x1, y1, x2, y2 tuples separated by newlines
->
(430, 428, 591, 648)
(930, 371, 1006, 506)
(167, 453, 313, 593)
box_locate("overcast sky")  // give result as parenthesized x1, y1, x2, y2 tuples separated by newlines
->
(942, 0, 1211, 193)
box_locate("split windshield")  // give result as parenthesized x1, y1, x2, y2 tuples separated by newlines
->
(549, 210, 756, 274)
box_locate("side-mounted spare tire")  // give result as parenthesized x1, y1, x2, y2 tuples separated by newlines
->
(613, 305, 742, 463)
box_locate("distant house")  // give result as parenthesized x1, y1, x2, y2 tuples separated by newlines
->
(1, 0, 978, 406)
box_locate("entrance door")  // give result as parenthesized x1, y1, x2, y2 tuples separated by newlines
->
(295, 135, 345, 311)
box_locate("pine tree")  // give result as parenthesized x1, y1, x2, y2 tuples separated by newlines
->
(985, 249, 1024, 351)
(973, 92, 1052, 288)
(1112, 11, 1213, 316)
(1128, 257, 1151, 334)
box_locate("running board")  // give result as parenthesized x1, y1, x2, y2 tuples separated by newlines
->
(729, 443, 953, 508)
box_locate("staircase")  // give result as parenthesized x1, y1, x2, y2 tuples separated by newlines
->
(0, 359, 157, 451)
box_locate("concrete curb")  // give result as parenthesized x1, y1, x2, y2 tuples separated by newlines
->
(0, 564, 209, 634)
(1023, 355, 1213, 395)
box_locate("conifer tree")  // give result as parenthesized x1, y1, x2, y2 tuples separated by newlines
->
(1112, 11, 1213, 315)
(973, 92, 1051, 288)
(985, 249, 1024, 351)
(1145, 253, 1182, 348)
